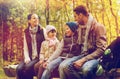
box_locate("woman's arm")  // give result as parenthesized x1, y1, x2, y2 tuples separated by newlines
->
(23, 34, 31, 64)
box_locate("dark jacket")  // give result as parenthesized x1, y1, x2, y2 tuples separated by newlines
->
(24, 25, 45, 60)
(60, 32, 80, 58)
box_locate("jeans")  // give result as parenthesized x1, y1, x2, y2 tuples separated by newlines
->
(16, 58, 39, 79)
(41, 57, 63, 79)
(59, 55, 99, 79)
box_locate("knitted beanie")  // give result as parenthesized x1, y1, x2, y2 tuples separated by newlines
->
(46, 25, 56, 33)
(66, 22, 78, 33)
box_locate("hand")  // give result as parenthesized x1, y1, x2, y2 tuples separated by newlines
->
(42, 62, 48, 68)
(39, 60, 44, 64)
(73, 58, 86, 69)
(25, 59, 31, 64)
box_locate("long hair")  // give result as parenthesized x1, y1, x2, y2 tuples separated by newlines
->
(27, 13, 33, 26)
(27, 13, 40, 26)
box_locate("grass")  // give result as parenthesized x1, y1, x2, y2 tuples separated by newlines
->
(0, 61, 15, 79)
(0, 66, 10, 79)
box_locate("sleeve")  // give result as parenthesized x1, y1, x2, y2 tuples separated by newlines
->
(55, 38, 60, 50)
(84, 24, 107, 61)
(47, 39, 64, 62)
(23, 34, 31, 62)
(39, 41, 45, 60)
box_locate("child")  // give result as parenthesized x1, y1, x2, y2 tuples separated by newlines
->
(34, 25, 59, 79)
(41, 22, 80, 79)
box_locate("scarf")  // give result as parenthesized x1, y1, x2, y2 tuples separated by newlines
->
(29, 26, 38, 59)
(46, 36, 58, 47)
(29, 26, 38, 34)
(77, 14, 94, 53)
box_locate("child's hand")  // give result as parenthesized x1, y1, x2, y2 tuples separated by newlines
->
(42, 62, 49, 68)
(39, 60, 44, 64)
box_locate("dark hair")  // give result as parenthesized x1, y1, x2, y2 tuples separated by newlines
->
(27, 13, 33, 20)
(73, 5, 88, 16)
(27, 13, 40, 20)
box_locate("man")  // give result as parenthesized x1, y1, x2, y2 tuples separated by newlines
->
(59, 5, 107, 79)
(16, 13, 46, 79)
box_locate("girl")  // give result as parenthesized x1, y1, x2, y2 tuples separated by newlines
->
(34, 25, 59, 79)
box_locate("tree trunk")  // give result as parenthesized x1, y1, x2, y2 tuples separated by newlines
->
(46, 0, 49, 25)
(109, 0, 119, 37)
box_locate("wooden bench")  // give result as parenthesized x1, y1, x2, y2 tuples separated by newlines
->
(3, 65, 18, 77)
(3, 64, 120, 79)
(3, 65, 59, 78)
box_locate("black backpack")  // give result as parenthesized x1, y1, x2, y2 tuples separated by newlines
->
(101, 37, 120, 71)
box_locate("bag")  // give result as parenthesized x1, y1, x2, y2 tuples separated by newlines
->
(101, 37, 120, 71)
(100, 49, 113, 71)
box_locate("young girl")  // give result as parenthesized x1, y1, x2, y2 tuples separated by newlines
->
(34, 25, 59, 79)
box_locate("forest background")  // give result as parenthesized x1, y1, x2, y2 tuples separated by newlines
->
(0, 0, 120, 78)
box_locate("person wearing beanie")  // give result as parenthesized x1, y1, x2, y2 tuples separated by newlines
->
(40, 22, 80, 79)
(34, 25, 59, 79)
(66, 22, 78, 33)
(46, 25, 57, 34)
(65, 22, 78, 37)
(59, 5, 106, 79)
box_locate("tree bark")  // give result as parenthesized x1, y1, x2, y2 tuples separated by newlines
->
(109, 0, 119, 37)
(46, 0, 49, 25)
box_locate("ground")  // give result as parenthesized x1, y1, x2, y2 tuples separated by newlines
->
(0, 65, 12, 79)
(0, 65, 59, 79)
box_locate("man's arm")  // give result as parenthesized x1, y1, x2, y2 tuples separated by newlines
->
(84, 23, 107, 61)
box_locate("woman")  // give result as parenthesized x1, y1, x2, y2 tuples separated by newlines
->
(16, 13, 46, 79)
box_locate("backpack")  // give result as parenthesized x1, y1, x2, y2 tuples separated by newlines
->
(101, 37, 120, 71)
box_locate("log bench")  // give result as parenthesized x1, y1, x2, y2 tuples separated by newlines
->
(3, 64, 120, 79)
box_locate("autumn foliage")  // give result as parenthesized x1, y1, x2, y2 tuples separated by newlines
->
(0, 0, 120, 66)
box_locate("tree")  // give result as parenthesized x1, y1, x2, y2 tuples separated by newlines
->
(0, 0, 120, 66)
